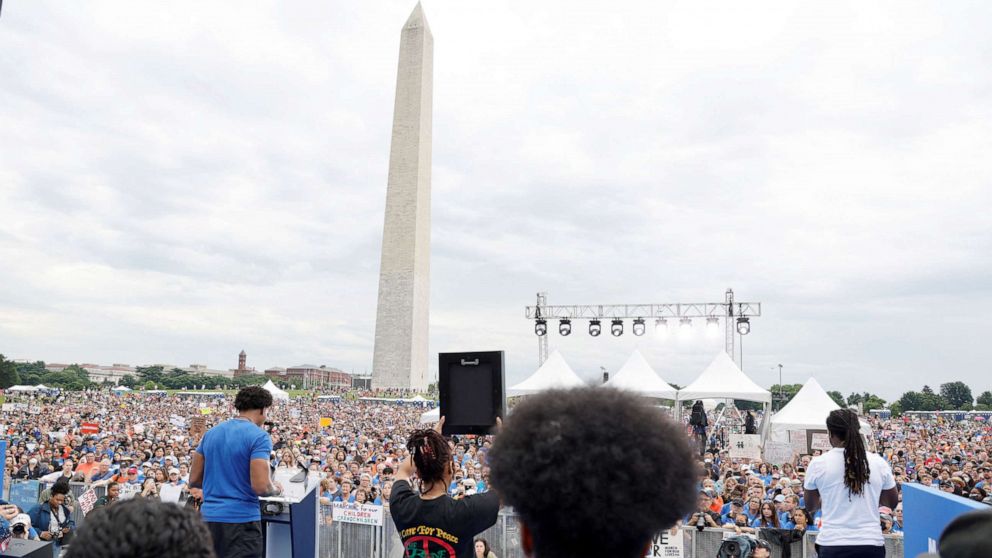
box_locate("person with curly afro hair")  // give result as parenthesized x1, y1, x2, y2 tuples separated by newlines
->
(66, 497, 215, 558)
(488, 387, 698, 558)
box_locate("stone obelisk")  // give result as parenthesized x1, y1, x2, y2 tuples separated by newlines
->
(371, 3, 432, 390)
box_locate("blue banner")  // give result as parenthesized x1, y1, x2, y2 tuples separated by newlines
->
(7, 480, 41, 513)
(0, 441, 4, 495)
(903, 482, 986, 556)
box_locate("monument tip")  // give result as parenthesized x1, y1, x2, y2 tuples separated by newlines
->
(403, 2, 430, 32)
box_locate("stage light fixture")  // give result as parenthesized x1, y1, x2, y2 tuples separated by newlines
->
(535, 319, 547, 336)
(679, 317, 692, 329)
(706, 317, 720, 329)
(632, 318, 646, 336)
(736, 317, 751, 335)
(589, 320, 602, 337)
(559, 319, 572, 336)
(655, 318, 669, 338)
(611, 319, 624, 337)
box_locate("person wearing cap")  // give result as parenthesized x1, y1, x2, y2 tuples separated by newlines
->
(721, 499, 745, 526)
(9, 512, 39, 541)
(687, 490, 721, 528)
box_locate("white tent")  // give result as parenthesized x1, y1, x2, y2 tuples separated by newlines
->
(769, 377, 872, 443)
(603, 350, 678, 399)
(35, 384, 51, 390)
(6, 385, 39, 393)
(508, 351, 586, 396)
(262, 380, 290, 402)
(677, 352, 772, 403)
(420, 407, 440, 424)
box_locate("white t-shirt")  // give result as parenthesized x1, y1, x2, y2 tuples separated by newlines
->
(804, 447, 895, 546)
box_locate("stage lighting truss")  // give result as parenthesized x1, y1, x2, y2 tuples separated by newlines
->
(535, 319, 547, 336)
(559, 319, 572, 336)
(610, 319, 624, 337)
(589, 319, 602, 337)
(632, 318, 646, 336)
(736, 317, 751, 335)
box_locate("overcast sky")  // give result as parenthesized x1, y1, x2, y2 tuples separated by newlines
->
(1, 1, 990, 400)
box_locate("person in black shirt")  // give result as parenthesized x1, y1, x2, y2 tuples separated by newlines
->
(390, 418, 500, 558)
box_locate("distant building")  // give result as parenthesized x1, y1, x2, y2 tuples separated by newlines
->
(264, 364, 350, 389)
(232, 349, 259, 377)
(46, 363, 137, 384)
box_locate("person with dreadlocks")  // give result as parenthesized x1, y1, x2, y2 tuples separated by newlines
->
(390, 417, 500, 558)
(803, 409, 899, 558)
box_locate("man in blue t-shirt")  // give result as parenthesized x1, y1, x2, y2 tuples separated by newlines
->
(190, 386, 283, 558)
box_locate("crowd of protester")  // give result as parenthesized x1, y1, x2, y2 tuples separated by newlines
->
(0, 388, 989, 553)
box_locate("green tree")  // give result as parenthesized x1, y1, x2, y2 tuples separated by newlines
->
(14, 361, 46, 385)
(119, 374, 138, 388)
(137, 366, 164, 384)
(770, 383, 804, 411)
(847, 392, 887, 411)
(827, 390, 846, 407)
(889, 401, 903, 416)
(940, 381, 974, 410)
(897, 391, 924, 411)
(0, 354, 21, 388)
(920, 385, 949, 411)
(735, 400, 763, 411)
(977, 391, 992, 407)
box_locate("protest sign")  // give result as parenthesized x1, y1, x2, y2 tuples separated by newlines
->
(319, 417, 333, 428)
(0, 404, 13, 412)
(763, 441, 794, 466)
(169, 415, 187, 428)
(645, 529, 684, 557)
(729, 434, 761, 459)
(80, 422, 100, 435)
(8, 481, 41, 513)
(290, 409, 301, 419)
(331, 502, 384, 526)
(190, 417, 206, 436)
(78, 488, 98, 515)
(199, 408, 212, 415)
(789, 430, 807, 455)
(118, 483, 141, 500)
(159, 483, 184, 504)
(808, 429, 832, 452)
(133, 424, 145, 435)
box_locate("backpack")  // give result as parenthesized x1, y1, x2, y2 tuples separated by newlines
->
(716, 535, 755, 558)
(690, 406, 706, 427)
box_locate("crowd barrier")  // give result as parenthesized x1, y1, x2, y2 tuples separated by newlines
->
(4, 482, 905, 558)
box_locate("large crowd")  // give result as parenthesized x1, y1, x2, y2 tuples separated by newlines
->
(0, 388, 989, 546)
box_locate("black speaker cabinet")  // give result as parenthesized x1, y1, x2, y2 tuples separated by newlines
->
(439, 351, 506, 436)
(0, 539, 54, 558)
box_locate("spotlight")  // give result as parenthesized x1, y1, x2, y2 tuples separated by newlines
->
(632, 318, 646, 336)
(559, 319, 572, 336)
(679, 317, 692, 330)
(611, 319, 624, 337)
(706, 317, 720, 329)
(655, 318, 669, 338)
(535, 319, 547, 336)
(736, 317, 751, 335)
(589, 320, 602, 337)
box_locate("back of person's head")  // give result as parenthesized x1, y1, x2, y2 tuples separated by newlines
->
(234, 386, 273, 412)
(826, 408, 870, 495)
(66, 494, 216, 558)
(489, 387, 697, 558)
(51, 479, 70, 497)
(406, 427, 452, 492)
(936, 509, 992, 558)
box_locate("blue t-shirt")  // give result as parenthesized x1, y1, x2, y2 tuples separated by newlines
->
(196, 418, 272, 523)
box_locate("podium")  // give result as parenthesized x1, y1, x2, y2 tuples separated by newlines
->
(259, 478, 319, 558)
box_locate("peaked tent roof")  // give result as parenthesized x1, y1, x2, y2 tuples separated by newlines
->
(677, 351, 771, 403)
(603, 350, 678, 399)
(770, 377, 839, 429)
(262, 379, 290, 402)
(420, 406, 440, 424)
(508, 351, 586, 396)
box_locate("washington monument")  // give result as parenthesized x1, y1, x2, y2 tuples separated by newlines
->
(371, 3, 432, 390)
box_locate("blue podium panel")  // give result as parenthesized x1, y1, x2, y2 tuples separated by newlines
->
(903, 482, 985, 557)
(261, 482, 318, 558)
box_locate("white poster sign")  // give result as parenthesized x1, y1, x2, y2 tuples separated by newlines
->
(729, 434, 762, 460)
(810, 431, 832, 452)
(169, 415, 187, 428)
(645, 529, 684, 557)
(763, 441, 794, 466)
(159, 483, 184, 504)
(331, 502, 384, 526)
(789, 430, 807, 455)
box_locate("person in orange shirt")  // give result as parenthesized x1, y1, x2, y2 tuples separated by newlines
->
(75, 452, 99, 478)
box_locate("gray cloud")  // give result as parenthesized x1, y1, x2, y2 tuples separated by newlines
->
(1, 1, 991, 399)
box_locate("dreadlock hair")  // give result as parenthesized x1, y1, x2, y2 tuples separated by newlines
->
(826, 408, 870, 495)
(406, 428, 452, 494)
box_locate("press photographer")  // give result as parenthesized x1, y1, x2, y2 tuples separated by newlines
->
(28, 481, 75, 550)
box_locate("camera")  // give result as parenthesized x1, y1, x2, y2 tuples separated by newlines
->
(12, 524, 26, 535)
